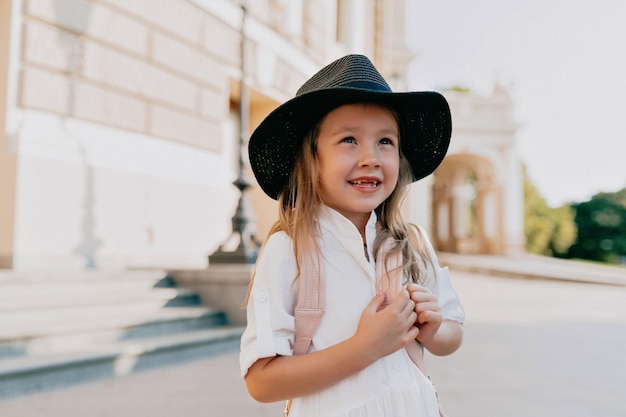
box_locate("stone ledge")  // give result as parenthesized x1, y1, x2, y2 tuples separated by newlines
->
(170, 264, 253, 325)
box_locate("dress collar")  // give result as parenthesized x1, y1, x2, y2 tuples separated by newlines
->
(317, 205, 377, 277)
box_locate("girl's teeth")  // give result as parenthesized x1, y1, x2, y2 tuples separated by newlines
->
(351, 181, 378, 187)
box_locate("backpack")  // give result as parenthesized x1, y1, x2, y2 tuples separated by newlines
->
(285, 237, 447, 416)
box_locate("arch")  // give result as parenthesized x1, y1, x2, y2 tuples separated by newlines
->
(432, 153, 505, 254)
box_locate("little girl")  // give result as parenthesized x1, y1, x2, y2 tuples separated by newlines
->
(240, 54, 465, 417)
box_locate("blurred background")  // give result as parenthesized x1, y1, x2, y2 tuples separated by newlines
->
(2, 0, 625, 272)
(0, 0, 624, 415)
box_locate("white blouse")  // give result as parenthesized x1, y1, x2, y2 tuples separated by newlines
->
(240, 206, 465, 417)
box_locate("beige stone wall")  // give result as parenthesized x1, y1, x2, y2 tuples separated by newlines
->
(17, 0, 233, 150)
(1, 0, 416, 269)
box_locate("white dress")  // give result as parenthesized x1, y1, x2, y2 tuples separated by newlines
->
(240, 206, 465, 417)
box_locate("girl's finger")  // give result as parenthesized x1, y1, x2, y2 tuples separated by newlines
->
(368, 292, 387, 313)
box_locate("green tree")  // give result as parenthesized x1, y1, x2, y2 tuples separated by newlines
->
(524, 170, 577, 256)
(567, 188, 626, 264)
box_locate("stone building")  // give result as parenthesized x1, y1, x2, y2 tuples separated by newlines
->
(433, 86, 525, 255)
(0, 0, 524, 271)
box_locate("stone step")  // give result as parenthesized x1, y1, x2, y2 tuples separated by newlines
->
(0, 290, 206, 339)
(0, 285, 200, 311)
(0, 326, 244, 400)
(0, 268, 241, 400)
(0, 269, 168, 282)
(0, 307, 227, 359)
(0, 271, 174, 307)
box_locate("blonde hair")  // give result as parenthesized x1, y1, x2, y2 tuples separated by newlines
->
(373, 147, 434, 286)
(245, 103, 434, 306)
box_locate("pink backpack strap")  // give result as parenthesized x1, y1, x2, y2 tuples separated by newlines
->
(375, 237, 402, 306)
(292, 251, 324, 355)
(375, 238, 426, 368)
(376, 237, 447, 417)
(285, 250, 324, 416)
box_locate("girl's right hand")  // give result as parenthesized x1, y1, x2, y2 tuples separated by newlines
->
(354, 291, 419, 362)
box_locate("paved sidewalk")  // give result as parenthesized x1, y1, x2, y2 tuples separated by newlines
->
(0, 350, 284, 417)
(1, 258, 625, 416)
(439, 252, 626, 286)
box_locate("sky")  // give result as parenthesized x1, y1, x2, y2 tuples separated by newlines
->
(406, 0, 626, 207)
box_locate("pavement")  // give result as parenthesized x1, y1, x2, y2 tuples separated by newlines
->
(0, 350, 284, 417)
(0, 255, 625, 417)
(438, 251, 626, 286)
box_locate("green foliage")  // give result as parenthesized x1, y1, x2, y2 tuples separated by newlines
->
(567, 188, 626, 264)
(524, 170, 577, 256)
(524, 168, 625, 264)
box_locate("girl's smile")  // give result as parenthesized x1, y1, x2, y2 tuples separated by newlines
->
(348, 176, 381, 190)
(316, 103, 400, 230)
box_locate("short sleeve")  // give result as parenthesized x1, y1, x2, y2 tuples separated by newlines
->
(239, 232, 299, 379)
(430, 265, 465, 323)
(417, 226, 466, 324)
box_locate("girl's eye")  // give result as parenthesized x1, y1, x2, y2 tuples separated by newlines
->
(380, 137, 394, 145)
(341, 136, 356, 144)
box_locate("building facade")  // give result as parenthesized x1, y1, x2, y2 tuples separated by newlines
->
(433, 86, 525, 255)
(0, 0, 524, 271)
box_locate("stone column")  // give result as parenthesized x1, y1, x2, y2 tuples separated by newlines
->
(337, 0, 367, 54)
(0, 0, 17, 268)
(404, 176, 433, 232)
(503, 147, 526, 253)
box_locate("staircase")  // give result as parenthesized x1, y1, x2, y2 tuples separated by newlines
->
(0, 269, 243, 399)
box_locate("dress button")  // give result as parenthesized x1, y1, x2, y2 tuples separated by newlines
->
(394, 362, 402, 371)
(256, 293, 268, 303)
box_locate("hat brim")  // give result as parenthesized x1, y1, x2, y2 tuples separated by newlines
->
(248, 87, 452, 200)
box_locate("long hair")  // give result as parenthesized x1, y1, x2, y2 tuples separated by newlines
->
(243, 123, 322, 307)
(266, 121, 323, 281)
(372, 151, 434, 286)
(244, 103, 434, 306)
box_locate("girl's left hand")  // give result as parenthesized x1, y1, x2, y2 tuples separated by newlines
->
(406, 284, 443, 345)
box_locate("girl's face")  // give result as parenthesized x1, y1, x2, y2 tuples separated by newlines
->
(316, 103, 400, 230)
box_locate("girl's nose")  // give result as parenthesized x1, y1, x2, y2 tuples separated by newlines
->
(358, 146, 381, 168)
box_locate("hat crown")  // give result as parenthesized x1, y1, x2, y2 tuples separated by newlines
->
(296, 54, 392, 97)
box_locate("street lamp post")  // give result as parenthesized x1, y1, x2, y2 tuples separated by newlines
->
(209, 3, 259, 264)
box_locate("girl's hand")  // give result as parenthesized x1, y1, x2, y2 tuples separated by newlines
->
(354, 291, 419, 362)
(407, 284, 443, 346)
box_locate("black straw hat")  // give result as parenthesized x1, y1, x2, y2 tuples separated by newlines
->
(248, 54, 452, 200)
